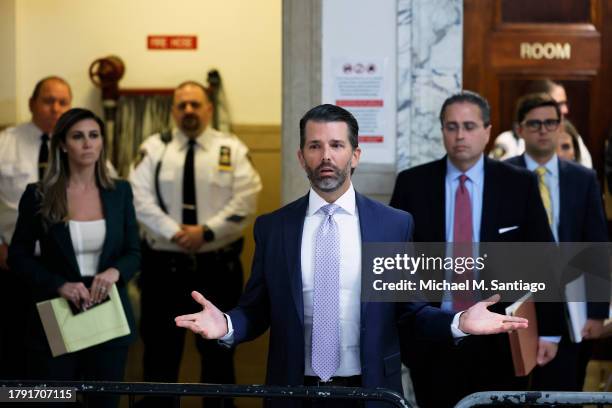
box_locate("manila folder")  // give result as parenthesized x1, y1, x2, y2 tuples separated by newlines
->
(36, 283, 130, 357)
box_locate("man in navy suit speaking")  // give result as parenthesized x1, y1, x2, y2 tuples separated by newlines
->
(175, 104, 527, 407)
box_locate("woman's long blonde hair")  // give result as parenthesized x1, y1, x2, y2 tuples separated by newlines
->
(39, 108, 114, 225)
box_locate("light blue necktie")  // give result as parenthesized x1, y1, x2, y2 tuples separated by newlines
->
(311, 203, 341, 381)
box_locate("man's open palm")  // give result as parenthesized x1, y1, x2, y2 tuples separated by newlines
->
(175, 291, 228, 339)
(459, 294, 529, 335)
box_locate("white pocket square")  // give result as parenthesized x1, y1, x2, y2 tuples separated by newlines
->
(498, 226, 519, 234)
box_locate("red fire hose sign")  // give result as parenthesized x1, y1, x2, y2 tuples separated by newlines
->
(147, 36, 197, 50)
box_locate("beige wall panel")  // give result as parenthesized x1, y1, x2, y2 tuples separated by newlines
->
(14, 0, 281, 125)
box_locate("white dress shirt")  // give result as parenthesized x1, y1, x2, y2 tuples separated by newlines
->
(222, 184, 466, 373)
(0, 122, 46, 244)
(129, 126, 262, 252)
(301, 184, 362, 376)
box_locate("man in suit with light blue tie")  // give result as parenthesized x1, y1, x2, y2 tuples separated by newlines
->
(506, 92, 610, 392)
(175, 104, 529, 408)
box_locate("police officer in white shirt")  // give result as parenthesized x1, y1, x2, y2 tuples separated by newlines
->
(0, 76, 72, 379)
(129, 81, 261, 408)
(0, 76, 72, 264)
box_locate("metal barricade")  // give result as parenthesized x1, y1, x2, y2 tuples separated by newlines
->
(0, 380, 411, 407)
(455, 391, 612, 408)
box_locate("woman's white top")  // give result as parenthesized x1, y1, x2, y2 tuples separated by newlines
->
(68, 219, 106, 277)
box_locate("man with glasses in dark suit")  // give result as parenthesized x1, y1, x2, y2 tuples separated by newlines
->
(507, 92, 609, 392)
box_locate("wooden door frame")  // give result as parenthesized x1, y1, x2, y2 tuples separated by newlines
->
(463, 0, 612, 176)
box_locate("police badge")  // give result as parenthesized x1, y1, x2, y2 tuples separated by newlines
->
(218, 146, 232, 171)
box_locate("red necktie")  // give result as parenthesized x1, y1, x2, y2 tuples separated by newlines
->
(453, 174, 475, 310)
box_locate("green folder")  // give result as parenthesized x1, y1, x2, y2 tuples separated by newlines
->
(36, 284, 130, 357)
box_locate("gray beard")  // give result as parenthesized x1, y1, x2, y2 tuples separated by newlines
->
(306, 161, 350, 192)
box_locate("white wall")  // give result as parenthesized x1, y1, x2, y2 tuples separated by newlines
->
(13, 0, 281, 124)
(322, 0, 397, 165)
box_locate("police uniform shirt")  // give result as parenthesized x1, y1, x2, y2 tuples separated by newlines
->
(129, 126, 262, 253)
(489, 130, 525, 161)
(0, 122, 47, 244)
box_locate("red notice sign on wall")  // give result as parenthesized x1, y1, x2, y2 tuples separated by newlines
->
(147, 35, 197, 50)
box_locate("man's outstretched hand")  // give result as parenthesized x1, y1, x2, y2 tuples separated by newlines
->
(458, 294, 528, 335)
(175, 291, 229, 339)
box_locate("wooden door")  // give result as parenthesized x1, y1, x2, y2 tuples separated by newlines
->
(463, 0, 612, 176)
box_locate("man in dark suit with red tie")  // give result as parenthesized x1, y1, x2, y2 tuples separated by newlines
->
(390, 91, 564, 408)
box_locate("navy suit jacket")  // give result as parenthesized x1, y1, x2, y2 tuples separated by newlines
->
(506, 155, 610, 319)
(228, 191, 454, 403)
(390, 156, 554, 244)
(390, 156, 565, 380)
(389, 157, 563, 324)
(9, 180, 141, 349)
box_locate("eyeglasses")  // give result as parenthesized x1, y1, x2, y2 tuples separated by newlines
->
(522, 119, 561, 132)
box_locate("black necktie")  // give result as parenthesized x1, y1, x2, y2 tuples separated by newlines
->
(182, 139, 197, 224)
(38, 133, 49, 180)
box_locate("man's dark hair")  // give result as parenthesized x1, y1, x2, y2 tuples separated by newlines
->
(299, 104, 359, 150)
(30, 76, 72, 101)
(515, 93, 561, 124)
(439, 90, 491, 127)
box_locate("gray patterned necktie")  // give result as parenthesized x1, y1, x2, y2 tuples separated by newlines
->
(311, 203, 341, 381)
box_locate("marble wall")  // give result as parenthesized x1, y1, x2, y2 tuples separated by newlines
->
(397, 0, 463, 172)
(281, 0, 463, 203)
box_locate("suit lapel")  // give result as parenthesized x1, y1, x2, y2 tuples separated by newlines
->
(283, 194, 309, 325)
(356, 192, 373, 324)
(511, 154, 528, 170)
(98, 187, 115, 272)
(50, 222, 80, 278)
(481, 157, 501, 241)
(431, 159, 447, 242)
(557, 158, 571, 241)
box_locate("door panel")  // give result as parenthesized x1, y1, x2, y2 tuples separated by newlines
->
(464, 0, 612, 177)
(500, 0, 591, 23)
